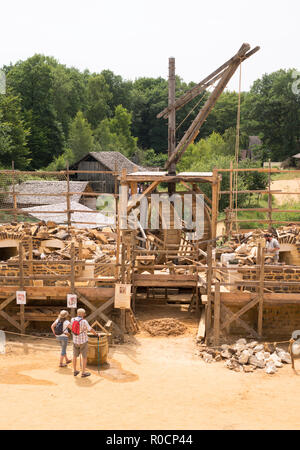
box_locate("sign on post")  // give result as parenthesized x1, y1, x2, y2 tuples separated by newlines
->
(67, 294, 77, 309)
(114, 284, 131, 309)
(16, 291, 26, 305)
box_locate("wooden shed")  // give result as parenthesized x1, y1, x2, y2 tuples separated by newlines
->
(70, 152, 144, 193)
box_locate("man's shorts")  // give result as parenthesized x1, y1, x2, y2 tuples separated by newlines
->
(73, 341, 88, 358)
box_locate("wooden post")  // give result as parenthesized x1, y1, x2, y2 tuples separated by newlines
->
(206, 243, 213, 332)
(70, 242, 76, 318)
(229, 160, 233, 236)
(28, 237, 33, 286)
(211, 169, 219, 240)
(12, 161, 17, 222)
(168, 56, 176, 193)
(268, 159, 272, 231)
(213, 282, 221, 346)
(66, 162, 71, 228)
(18, 242, 25, 334)
(258, 246, 265, 336)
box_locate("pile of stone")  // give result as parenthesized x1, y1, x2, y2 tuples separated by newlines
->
(0, 222, 116, 262)
(197, 338, 291, 374)
(143, 318, 187, 336)
(219, 226, 300, 265)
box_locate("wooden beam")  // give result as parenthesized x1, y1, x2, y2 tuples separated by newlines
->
(165, 46, 251, 169)
(157, 44, 259, 118)
(213, 282, 221, 346)
(220, 303, 260, 338)
(127, 181, 160, 214)
(220, 295, 259, 330)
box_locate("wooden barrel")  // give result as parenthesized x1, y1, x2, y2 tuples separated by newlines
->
(87, 333, 108, 365)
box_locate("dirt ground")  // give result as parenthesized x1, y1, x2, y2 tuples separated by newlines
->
(0, 305, 299, 430)
(271, 178, 300, 205)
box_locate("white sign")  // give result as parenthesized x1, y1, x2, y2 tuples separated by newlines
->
(114, 284, 131, 309)
(16, 291, 26, 305)
(67, 294, 77, 309)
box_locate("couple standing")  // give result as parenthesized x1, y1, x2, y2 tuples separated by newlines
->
(51, 308, 100, 378)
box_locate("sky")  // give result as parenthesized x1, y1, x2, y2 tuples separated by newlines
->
(1, 0, 299, 91)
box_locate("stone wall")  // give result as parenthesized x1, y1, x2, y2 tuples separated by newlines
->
(238, 266, 300, 293)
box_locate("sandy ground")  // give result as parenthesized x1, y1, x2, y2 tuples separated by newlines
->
(0, 306, 299, 430)
(271, 179, 300, 205)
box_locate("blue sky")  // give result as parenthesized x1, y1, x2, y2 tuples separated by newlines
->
(1, 0, 299, 91)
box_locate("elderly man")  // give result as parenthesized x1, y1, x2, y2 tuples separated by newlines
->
(264, 233, 280, 263)
(70, 308, 100, 378)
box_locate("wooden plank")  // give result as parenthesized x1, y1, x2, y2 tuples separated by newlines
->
(220, 295, 259, 330)
(220, 303, 260, 339)
(196, 307, 206, 342)
(0, 294, 16, 312)
(127, 180, 160, 214)
(258, 247, 265, 336)
(85, 296, 115, 323)
(206, 244, 212, 331)
(0, 310, 22, 331)
(213, 283, 221, 346)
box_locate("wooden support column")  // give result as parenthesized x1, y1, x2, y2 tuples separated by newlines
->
(70, 242, 76, 318)
(211, 169, 219, 240)
(268, 159, 272, 231)
(206, 243, 213, 333)
(66, 162, 71, 228)
(229, 160, 233, 236)
(18, 242, 25, 334)
(28, 237, 33, 286)
(258, 247, 265, 336)
(168, 57, 176, 193)
(213, 282, 221, 346)
(12, 161, 17, 223)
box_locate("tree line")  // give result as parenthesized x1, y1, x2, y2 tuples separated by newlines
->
(0, 54, 299, 172)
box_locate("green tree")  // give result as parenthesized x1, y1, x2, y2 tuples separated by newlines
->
(86, 74, 112, 128)
(67, 111, 94, 162)
(0, 91, 30, 169)
(94, 105, 138, 156)
(5, 54, 64, 168)
(242, 69, 300, 161)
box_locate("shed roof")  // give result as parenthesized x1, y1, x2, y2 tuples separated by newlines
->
(8, 181, 90, 206)
(22, 201, 115, 229)
(75, 151, 144, 172)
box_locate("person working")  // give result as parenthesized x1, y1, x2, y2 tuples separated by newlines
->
(71, 308, 100, 378)
(264, 233, 280, 262)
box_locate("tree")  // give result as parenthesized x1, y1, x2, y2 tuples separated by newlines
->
(86, 74, 112, 128)
(0, 91, 30, 169)
(94, 105, 138, 156)
(242, 69, 300, 161)
(67, 111, 94, 163)
(5, 54, 64, 168)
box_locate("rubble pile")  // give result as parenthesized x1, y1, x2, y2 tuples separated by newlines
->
(197, 338, 292, 374)
(219, 226, 300, 265)
(0, 221, 116, 262)
(143, 318, 187, 336)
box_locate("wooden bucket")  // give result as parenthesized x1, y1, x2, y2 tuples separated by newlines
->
(87, 333, 108, 365)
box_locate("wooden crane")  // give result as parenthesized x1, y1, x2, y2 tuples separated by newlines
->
(157, 43, 260, 173)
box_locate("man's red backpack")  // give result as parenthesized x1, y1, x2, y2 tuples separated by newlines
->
(71, 317, 83, 335)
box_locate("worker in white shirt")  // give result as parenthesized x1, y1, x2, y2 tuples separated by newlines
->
(264, 233, 280, 262)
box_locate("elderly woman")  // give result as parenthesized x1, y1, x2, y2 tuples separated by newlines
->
(51, 310, 72, 367)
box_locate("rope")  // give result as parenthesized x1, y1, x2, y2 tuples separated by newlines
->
(3, 329, 58, 342)
(200, 338, 292, 350)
